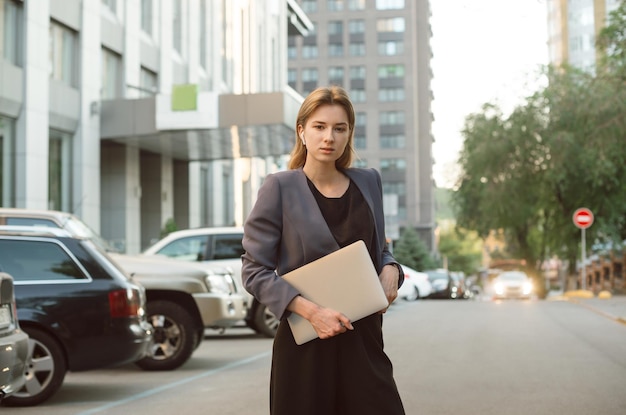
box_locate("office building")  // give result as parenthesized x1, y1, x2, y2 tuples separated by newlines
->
(0, 0, 311, 253)
(547, 0, 621, 69)
(288, 0, 435, 248)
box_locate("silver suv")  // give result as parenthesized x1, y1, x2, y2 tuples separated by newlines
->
(0, 209, 247, 371)
(144, 227, 279, 337)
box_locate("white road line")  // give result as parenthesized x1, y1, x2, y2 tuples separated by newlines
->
(76, 351, 271, 415)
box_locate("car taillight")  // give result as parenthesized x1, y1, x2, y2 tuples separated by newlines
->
(109, 288, 141, 318)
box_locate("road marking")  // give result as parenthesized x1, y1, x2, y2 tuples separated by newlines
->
(570, 299, 626, 327)
(76, 351, 271, 415)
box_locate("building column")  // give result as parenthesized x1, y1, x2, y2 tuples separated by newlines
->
(15, 0, 50, 208)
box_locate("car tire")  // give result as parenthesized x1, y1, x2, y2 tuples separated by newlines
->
(2, 328, 67, 407)
(404, 286, 420, 301)
(135, 301, 197, 371)
(252, 302, 279, 338)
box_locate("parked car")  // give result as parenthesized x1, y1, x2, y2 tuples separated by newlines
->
(143, 227, 279, 338)
(450, 271, 470, 299)
(397, 265, 432, 301)
(0, 273, 29, 403)
(492, 271, 533, 299)
(0, 208, 247, 371)
(424, 269, 457, 299)
(0, 227, 152, 406)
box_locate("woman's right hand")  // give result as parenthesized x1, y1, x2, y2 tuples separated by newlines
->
(287, 295, 353, 339)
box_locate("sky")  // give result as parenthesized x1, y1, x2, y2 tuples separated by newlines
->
(430, 0, 550, 188)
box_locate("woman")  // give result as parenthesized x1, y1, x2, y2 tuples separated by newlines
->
(241, 86, 405, 414)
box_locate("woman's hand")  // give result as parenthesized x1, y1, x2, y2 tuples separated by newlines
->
(287, 296, 353, 339)
(378, 264, 400, 313)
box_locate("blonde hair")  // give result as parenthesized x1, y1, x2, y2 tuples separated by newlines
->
(288, 86, 355, 170)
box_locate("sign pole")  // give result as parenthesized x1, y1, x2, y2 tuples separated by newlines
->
(581, 227, 586, 291)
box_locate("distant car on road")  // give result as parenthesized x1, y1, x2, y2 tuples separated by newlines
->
(397, 265, 432, 301)
(0, 273, 29, 403)
(424, 269, 457, 299)
(492, 271, 533, 299)
(0, 227, 152, 407)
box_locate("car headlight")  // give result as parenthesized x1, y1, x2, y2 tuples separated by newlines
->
(205, 274, 232, 295)
(522, 281, 532, 295)
(494, 282, 504, 295)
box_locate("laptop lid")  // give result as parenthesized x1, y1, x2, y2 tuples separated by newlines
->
(282, 240, 388, 345)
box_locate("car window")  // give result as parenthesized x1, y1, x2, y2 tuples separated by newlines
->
(156, 235, 208, 261)
(0, 239, 88, 281)
(6, 217, 58, 227)
(210, 234, 245, 260)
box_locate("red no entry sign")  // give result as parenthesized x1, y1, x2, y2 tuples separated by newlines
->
(573, 207, 594, 229)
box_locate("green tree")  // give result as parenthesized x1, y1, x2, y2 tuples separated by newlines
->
(437, 228, 482, 276)
(393, 226, 436, 271)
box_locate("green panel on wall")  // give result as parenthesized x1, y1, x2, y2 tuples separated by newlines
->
(171, 84, 198, 111)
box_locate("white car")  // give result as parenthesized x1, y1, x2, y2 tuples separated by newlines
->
(143, 227, 279, 338)
(397, 264, 433, 301)
(492, 271, 533, 299)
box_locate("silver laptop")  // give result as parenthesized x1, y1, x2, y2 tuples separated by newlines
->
(282, 240, 389, 345)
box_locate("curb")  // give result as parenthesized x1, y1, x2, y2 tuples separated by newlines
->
(567, 298, 626, 327)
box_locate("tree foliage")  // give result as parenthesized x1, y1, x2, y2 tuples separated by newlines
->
(393, 226, 436, 271)
(437, 228, 482, 276)
(452, 3, 626, 274)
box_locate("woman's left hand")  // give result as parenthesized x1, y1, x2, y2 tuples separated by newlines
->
(378, 264, 399, 313)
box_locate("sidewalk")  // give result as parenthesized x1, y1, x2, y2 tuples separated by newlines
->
(547, 290, 626, 325)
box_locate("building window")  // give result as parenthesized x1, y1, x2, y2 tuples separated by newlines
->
(376, 0, 405, 10)
(350, 88, 366, 103)
(0, 116, 15, 206)
(349, 42, 366, 56)
(101, 47, 121, 99)
(288, 45, 297, 60)
(139, 67, 158, 97)
(172, 0, 183, 54)
(328, 66, 344, 84)
(355, 112, 366, 127)
(380, 134, 405, 149)
(301, 0, 317, 13)
(378, 40, 404, 56)
(141, 0, 152, 35)
(354, 135, 366, 149)
(49, 20, 78, 87)
(2, 0, 24, 66)
(328, 21, 343, 35)
(302, 45, 319, 59)
(376, 17, 405, 33)
(302, 68, 319, 82)
(329, 43, 343, 57)
(378, 64, 405, 79)
(380, 158, 406, 172)
(48, 131, 72, 212)
(380, 111, 405, 125)
(348, 19, 365, 34)
(379, 88, 405, 102)
(350, 65, 366, 80)
(348, 0, 366, 10)
(288, 68, 297, 88)
(327, 0, 344, 12)
(383, 181, 406, 196)
(353, 158, 367, 167)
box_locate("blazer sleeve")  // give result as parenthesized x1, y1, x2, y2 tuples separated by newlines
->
(241, 174, 300, 320)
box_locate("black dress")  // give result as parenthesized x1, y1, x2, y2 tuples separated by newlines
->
(269, 179, 405, 415)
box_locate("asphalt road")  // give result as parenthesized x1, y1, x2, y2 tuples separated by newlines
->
(4, 297, 626, 415)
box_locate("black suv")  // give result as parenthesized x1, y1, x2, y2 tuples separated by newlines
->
(0, 227, 152, 407)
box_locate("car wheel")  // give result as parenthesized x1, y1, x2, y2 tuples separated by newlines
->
(252, 302, 279, 338)
(2, 328, 67, 407)
(404, 286, 420, 301)
(135, 301, 197, 371)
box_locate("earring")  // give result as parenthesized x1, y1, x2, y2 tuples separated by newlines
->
(300, 135, 306, 145)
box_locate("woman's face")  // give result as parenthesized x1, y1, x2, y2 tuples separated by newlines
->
(298, 104, 351, 167)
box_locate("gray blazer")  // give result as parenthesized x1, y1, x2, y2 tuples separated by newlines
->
(241, 167, 402, 320)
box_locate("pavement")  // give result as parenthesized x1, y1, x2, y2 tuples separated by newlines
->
(547, 290, 626, 325)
